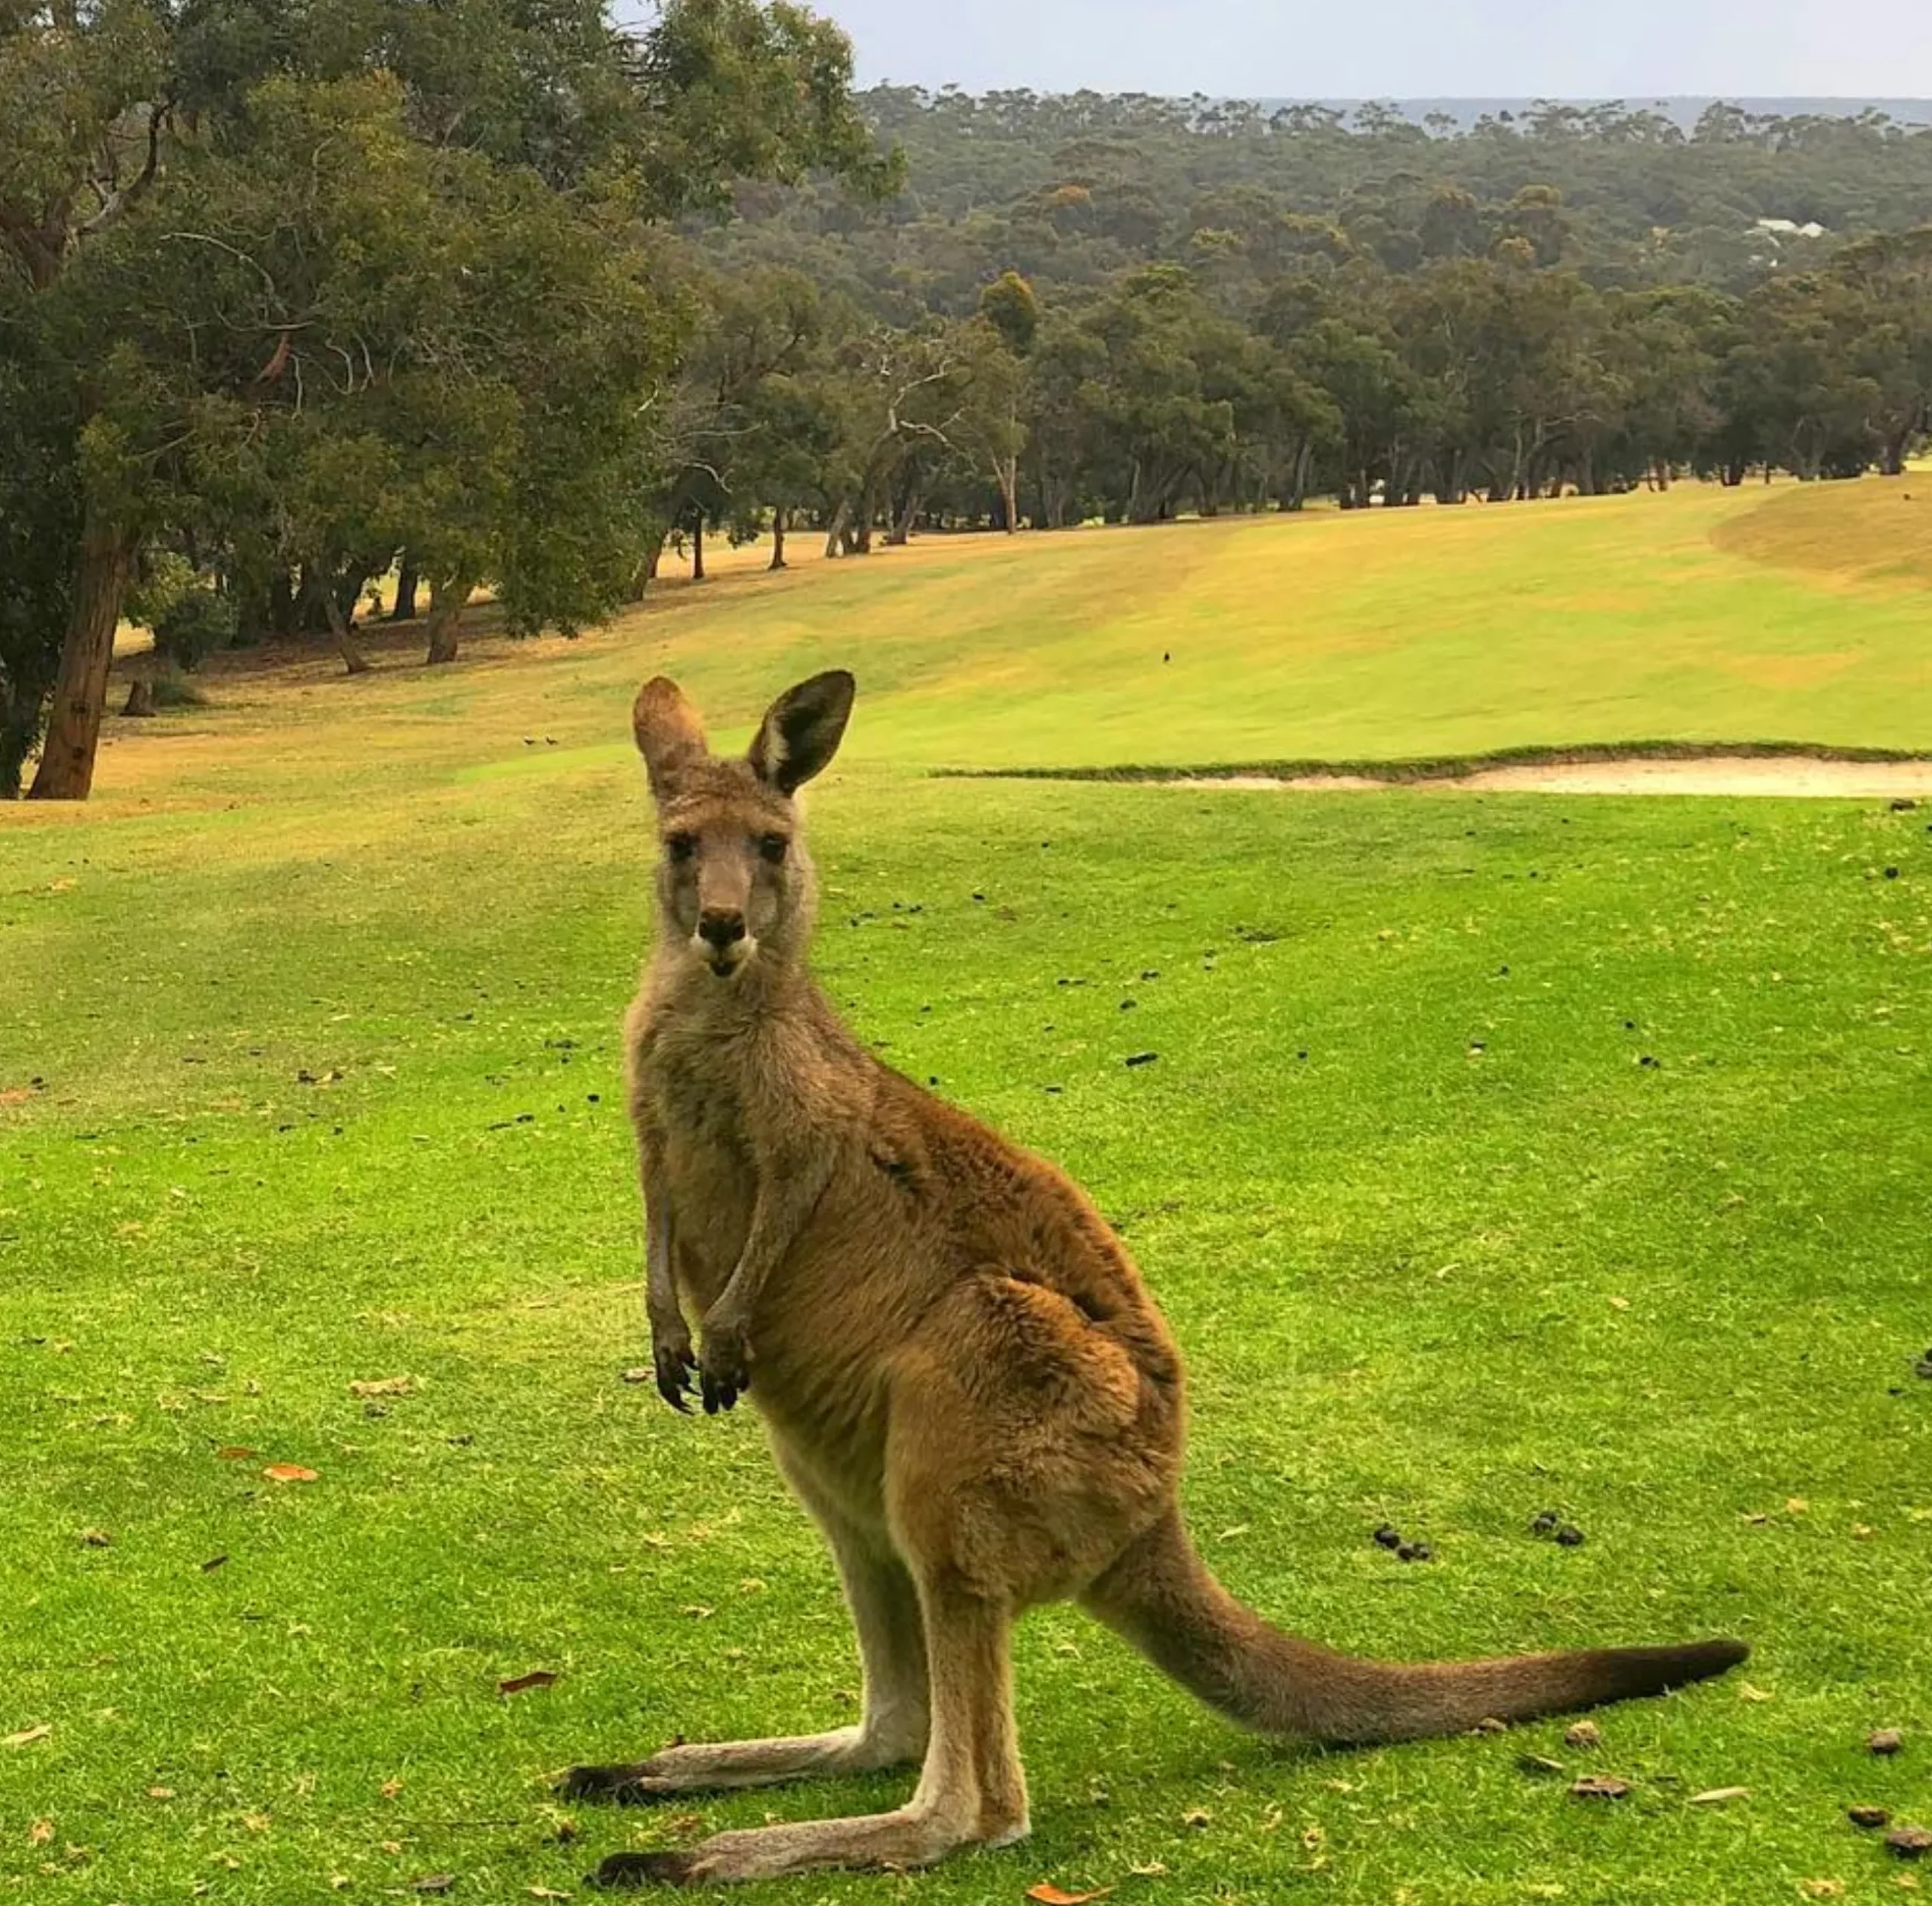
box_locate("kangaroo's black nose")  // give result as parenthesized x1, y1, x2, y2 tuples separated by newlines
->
(698, 908, 746, 949)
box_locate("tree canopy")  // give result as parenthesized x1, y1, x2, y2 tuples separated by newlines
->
(0, 0, 888, 796)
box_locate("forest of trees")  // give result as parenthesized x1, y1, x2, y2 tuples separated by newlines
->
(6, 5, 1932, 799)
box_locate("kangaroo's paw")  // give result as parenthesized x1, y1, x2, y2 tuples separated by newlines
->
(587, 1849, 698, 1889)
(558, 1763, 682, 1806)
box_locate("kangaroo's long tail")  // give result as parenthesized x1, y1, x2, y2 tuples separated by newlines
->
(1080, 1510, 1747, 1744)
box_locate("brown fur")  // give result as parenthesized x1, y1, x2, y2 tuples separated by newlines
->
(567, 670, 1748, 1888)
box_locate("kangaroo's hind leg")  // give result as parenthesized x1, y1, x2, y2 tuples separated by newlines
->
(588, 1572, 1023, 1886)
(564, 1452, 928, 1803)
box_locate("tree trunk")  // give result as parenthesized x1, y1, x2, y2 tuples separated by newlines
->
(0, 701, 38, 799)
(337, 565, 374, 627)
(823, 494, 851, 558)
(690, 513, 706, 581)
(389, 553, 420, 621)
(768, 507, 789, 570)
(26, 506, 136, 801)
(631, 530, 670, 599)
(886, 484, 922, 546)
(122, 677, 156, 717)
(322, 589, 371, 676)
(995, 455, 1019, 532)
(851, 483, 878, 554)
(423, 575, 469, 665)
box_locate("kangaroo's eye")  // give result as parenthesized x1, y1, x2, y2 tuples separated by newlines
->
(758, 833, 789, 865)
(666, 833, 697, 863)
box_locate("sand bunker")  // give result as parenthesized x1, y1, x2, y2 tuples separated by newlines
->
(1174, 756, 1932, 799)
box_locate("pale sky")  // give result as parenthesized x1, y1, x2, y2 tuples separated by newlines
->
(776, 0, 1932, 99)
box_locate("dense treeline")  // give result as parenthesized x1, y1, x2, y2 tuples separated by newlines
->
(7, 9, 1932, 800)
(675, 88, 1932, 544)
(756, 88, 1932, 299)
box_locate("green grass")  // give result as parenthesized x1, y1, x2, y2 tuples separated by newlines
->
(4, 482, 1931, 1904)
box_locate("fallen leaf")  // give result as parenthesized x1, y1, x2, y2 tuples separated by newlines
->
(1570, 1775, 1632, 1800)
(200, 1555, 228, 1572)
(529, 1890, 571, 1901)
(412, 1878, 457, 1895)
(381, 1778, 404, 1799)
(1738, 1683, 1774, 1702)
(620, 1367, 652, 1384)
(147, 1787, 174, 1800)
(1891, 1829, 1932, 1860)
(1871, 1728, 1906, 1755)
(1799, 1883, 1846, 1900)
(1563, 1720, 1601, 1750)
(1026, 1887, 1113, 1904)
(4, 1725, 51, 1748)
(1518, 1754, 1567, 1776)
(29, 1820, 52, 1847)
(1786, 1497, 1810, 1515)
(1853, 1808, 1894, 1830)
(1690, 1787, 1751, 1805)
(349, 1376, 414, 1399)
(1607, 1295, 1630, 1310)
(497, 1670, 558, 1696)
(215, 1446, 257, 1461)
(262, 1464, 319, 1483)
(1182, 1808, 1211, 1828)
(1126, 1865, 1168, 1879)
(78, 1528, 112, 1547)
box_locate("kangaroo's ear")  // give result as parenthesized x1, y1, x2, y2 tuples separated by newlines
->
(632, 677, 709, 798)
(747, 670, 855, 794)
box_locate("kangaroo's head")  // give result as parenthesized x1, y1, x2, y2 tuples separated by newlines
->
(631, 670, 855, 983)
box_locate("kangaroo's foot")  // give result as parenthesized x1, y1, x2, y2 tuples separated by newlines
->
(561, 1721, 921, 1803)
(584, 1794, 1026, 1887)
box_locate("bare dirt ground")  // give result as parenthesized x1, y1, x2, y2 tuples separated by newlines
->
(1177, 756, 1932, 799)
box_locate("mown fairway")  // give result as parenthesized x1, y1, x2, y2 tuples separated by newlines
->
(3, 482, 1930, 1904)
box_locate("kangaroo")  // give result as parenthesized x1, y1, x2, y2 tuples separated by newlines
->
(566, 669, 1747, 1888)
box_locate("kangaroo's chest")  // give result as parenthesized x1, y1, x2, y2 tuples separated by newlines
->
(640, 1034, 763, 1304)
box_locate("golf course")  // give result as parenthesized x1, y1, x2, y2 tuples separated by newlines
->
(3, 476, 1929, 1904)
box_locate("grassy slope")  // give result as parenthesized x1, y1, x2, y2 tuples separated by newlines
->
(2, 481, 1930, 1904)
